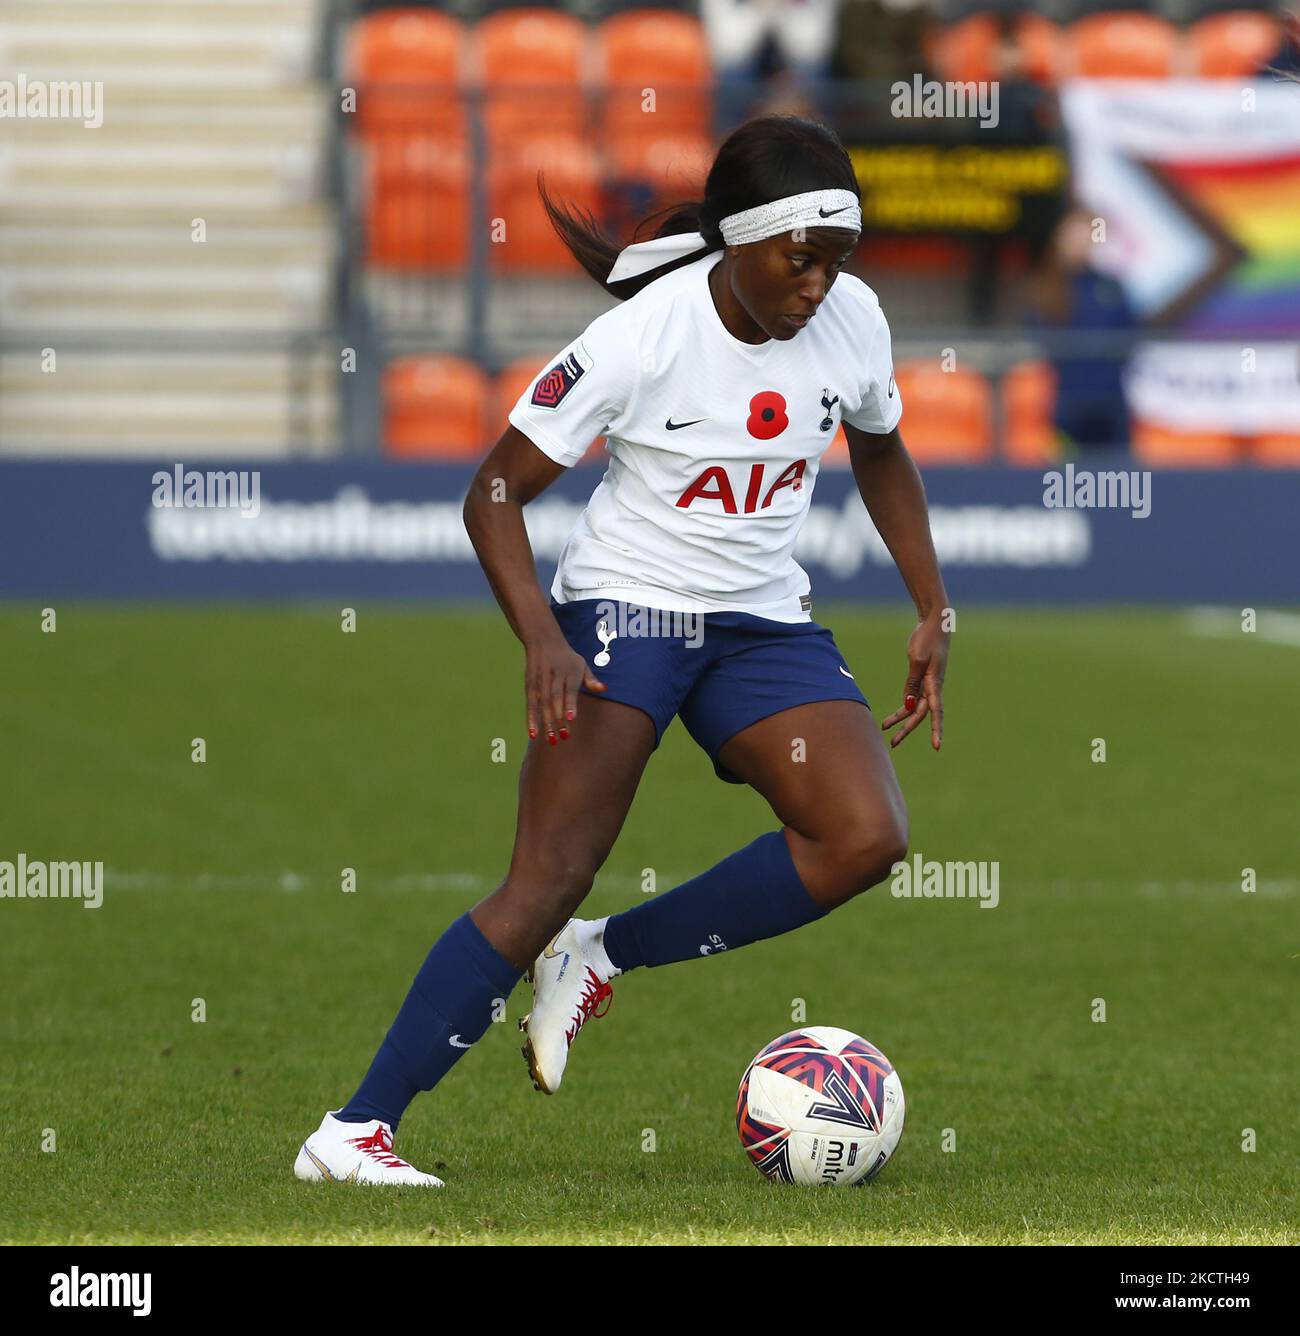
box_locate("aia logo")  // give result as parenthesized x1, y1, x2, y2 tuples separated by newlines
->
(675, 388, 808, 512)
(676, 460, 806, 513)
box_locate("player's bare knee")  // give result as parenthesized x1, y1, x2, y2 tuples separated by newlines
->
(834, 816, 908, 900)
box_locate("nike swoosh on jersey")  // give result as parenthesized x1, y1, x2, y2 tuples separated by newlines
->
(838, 665, 855, 680)
(665, 417, 708, 430)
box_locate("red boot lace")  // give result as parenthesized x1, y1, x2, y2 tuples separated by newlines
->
(346, 1126, 410, 1169)
(565, 967, 614, 1046)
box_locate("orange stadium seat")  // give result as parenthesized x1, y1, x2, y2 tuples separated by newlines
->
(349, 8, 467, 138)
(475, 9, 589, 149)
(384, 356, 488, 458)
(928, 14, 998, 83)
(492, 356, 548, 432)
(1250, 433, 1300, 466)
(364, 135, 471, 270)
(893, 362, 994, 463)
(1132, 422, 1239, 466)
(487, 136, 601, 272)
(1001, 361, 1060, 465)
(929, 13, 1061, 86)
(596, 10, 713, 135)
(1066, 13, 1179, 79)
(1187, 12, 1283, 78)
(603, 129, 711, 205)
(1018, 14, 1064, 84)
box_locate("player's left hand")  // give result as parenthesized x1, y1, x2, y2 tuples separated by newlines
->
(881, 610, 949, 751)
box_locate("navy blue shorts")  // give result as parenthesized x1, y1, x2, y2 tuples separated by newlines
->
(549, 597, 870, 784)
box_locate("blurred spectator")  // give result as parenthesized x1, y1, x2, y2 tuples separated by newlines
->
(834, 0, 929, 84)
(1261, 5, 1300, 76)
(985, 11, 1056, 143)
(700, 0, 841, 131)
(1028, 208, 1136, 452)
(967, 12, 1062, 324)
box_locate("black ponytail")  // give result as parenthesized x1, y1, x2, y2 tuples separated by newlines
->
(540, 114, 861, 300)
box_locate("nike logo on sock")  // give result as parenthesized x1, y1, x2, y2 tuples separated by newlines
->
(448, 1035, 473, 1049)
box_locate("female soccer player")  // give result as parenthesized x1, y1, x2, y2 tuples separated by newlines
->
(296, 115, 949, 1186)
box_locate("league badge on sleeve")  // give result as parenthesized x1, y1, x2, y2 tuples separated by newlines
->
(530, 342, 592, 410)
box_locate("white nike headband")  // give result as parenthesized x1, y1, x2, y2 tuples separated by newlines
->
(606, 189, 862, 285)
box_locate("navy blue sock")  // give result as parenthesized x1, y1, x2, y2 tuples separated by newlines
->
(337, 912, 522, 1130)
(602, 831, 826, 971)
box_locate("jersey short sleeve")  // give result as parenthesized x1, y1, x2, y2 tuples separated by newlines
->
(507, 306, 640, 467)
(840, 292, 902, 436)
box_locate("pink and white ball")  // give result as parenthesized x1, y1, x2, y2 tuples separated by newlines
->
(736, 1026, 905, 1186)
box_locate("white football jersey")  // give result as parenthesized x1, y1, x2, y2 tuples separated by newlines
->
(508, 250, 901, 623)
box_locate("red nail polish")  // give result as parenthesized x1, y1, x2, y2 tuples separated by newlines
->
(565, 709, 575, 722)
(905, 695, 917, 712)
(559, 728, 569, 740)
(547, 733, 557, 745)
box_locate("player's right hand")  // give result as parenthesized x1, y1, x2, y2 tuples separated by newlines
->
(525, 629, 606, 745)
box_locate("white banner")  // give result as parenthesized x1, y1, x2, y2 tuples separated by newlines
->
(1062, 79, 1300, 434)
(1125, 342, 1300, 433)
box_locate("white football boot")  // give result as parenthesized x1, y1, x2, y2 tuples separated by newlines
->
(519, 918, 617, 1094)
(294, 1111, 444, 1187)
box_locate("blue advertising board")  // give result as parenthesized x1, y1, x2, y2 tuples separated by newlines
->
(0, 459, 1294, 603)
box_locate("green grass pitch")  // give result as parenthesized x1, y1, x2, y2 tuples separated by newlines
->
(0, 603, 1295, 1245)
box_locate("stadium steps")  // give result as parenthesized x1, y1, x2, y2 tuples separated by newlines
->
(1, 278, 332, 334)
(0, 156, 324, 210)
(0, 351, 340, 456)
(6, 82, 330, 132)
(0, 207, 337, 334)
(0, 0, 342, 455)
(0, 0, 322, 87)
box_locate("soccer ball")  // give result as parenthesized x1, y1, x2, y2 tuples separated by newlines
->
(736, 1025, 905, 1186)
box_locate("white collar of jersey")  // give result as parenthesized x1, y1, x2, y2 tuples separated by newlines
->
(606, 189, 862, 285)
